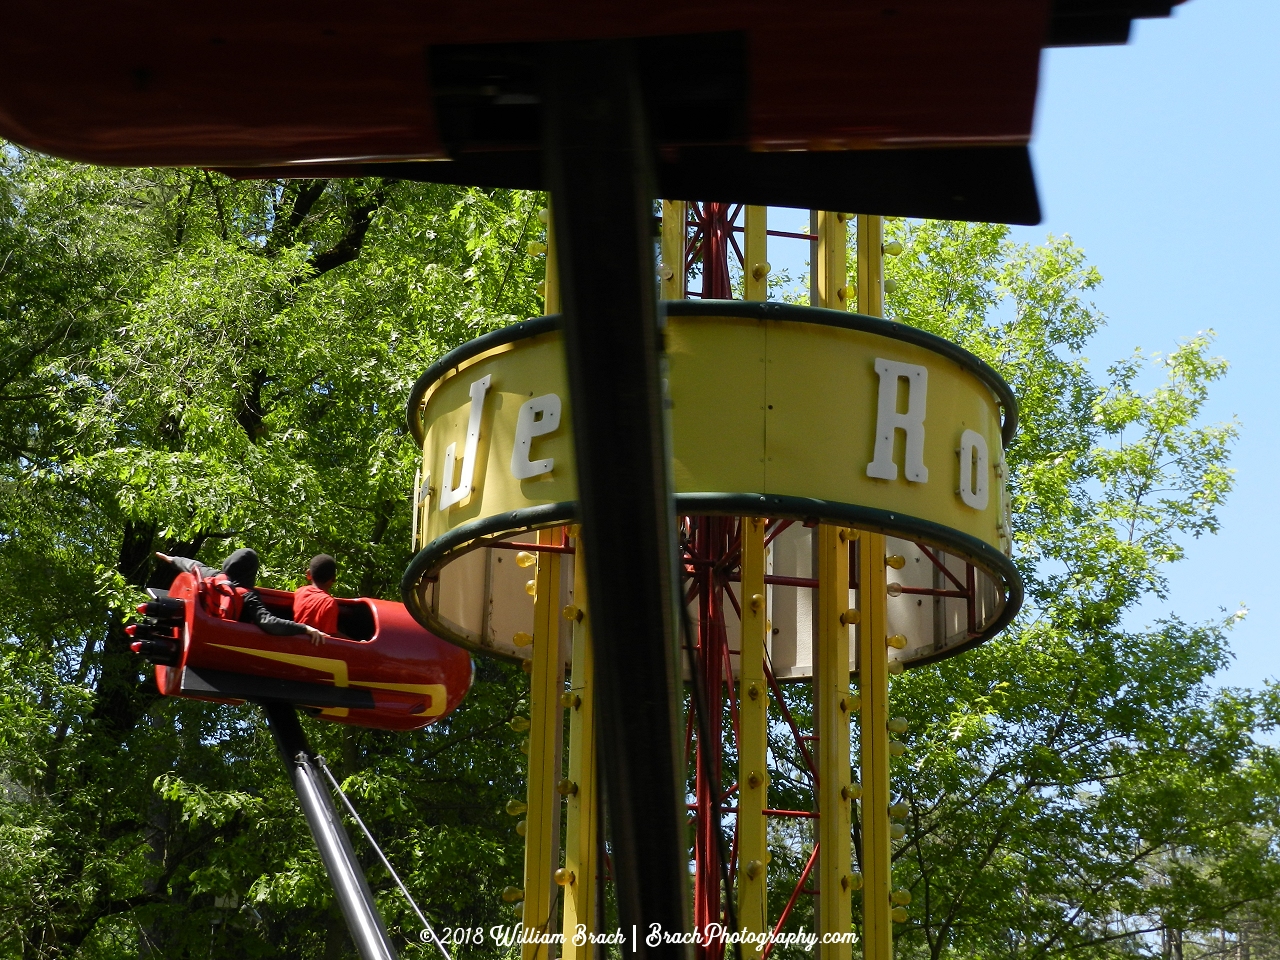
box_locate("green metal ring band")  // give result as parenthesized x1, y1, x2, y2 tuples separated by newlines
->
(400, 494, 1023, 669)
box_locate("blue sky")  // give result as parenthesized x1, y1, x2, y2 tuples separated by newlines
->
(766, 0, 1278, 690)
(1008, 0, 1280, 690)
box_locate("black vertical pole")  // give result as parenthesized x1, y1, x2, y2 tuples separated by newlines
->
(543, 39, 691, 957)
(263, 702, 398, 960)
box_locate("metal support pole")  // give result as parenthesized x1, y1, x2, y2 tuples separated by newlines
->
(815, 211, 848, 311)
(815, 526, 853, 960)
(661, 200, 687, 301)
(545, 200, 561, 314)
(692, 521, 726, 960)
(743, 208, 768, 302)
(262, 702, 397, 960)
(736, 518, 769, 956)
(562, 536, 599, 958)
(857, 212, 893, 960)
(858, 533, 891, 960)
(855, 215, 884, 318)
(524, 527, 566, 957)
(544, 39, 690, 956)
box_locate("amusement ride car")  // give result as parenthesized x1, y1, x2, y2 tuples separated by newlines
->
(129, 566, 473, 732)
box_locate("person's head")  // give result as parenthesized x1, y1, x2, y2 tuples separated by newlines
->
(221, 548, 260, 589)
(307, 554, 337, 592)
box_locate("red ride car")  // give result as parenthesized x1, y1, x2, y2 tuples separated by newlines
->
(132, 567, 473, 731)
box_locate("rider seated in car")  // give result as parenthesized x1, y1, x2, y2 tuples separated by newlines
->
(293, 554, 341, 637)
(156, 547, 326, 646)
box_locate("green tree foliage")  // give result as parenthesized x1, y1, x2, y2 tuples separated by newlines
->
(769, 221, 1280, 960)
(0, 146, 546, 957)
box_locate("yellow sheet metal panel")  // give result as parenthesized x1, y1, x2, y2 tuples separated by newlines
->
(761, 318, 1003, 547)
(420, 332, 576, 546)
(666, 316, 767, 494)
(415, 309, 1007, 554)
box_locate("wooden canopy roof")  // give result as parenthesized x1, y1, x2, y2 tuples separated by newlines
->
(0, 0, 1183, 224)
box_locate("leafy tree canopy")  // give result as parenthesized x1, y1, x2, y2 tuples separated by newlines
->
(0, 146, 543, 958)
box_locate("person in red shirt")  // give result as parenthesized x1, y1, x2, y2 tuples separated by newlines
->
(293, 554, 341, 637)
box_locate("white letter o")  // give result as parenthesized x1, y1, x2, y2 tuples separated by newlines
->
(958, 429, 989, 510)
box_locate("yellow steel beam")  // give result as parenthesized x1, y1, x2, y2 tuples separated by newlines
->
(858, 531, 892, 960)
(661, 200, 687, 300)
(561, 535, 598, 957)
(855, 215, 883, 318)
(816, 524, 854, 959)
(857, 211, 894, 960)
(522, 527, 564, 957)
(815, 211, 850, 311)
(544, 203, 561, 315)
(737, 517, 770, 954)
(744, 206, 768, 302)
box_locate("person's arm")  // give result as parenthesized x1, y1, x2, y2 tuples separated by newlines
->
(156, 553, 217, 578)
(242, 592, 326, 645)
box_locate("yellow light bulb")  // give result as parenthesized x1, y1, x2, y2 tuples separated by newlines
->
(512, 631, 533, 647)
(516, 551, 537, 568)
(525, 580, 537, 596)
(887, 716, 909, 733)
(888, 740, 907, 757)
(885, 555, 906, 569)
(502, 886, 525, 903)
